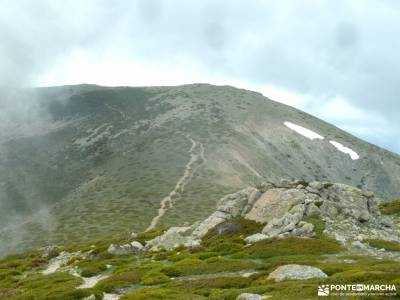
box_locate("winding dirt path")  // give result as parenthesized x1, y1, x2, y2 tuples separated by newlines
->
(145, 135, 205, 232)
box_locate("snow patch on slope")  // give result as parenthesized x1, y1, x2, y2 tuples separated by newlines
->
(284, 122, 324, 140)
(330, 141, 360, 160)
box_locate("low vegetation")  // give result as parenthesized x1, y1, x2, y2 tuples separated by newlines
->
(0, 217, 399, 299)
(365, 239, 400, 252)
(379, 199, 400, 216)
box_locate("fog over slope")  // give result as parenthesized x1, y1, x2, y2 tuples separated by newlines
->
(1, 84, 399, 256)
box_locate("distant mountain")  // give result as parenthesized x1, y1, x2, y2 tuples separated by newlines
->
(1, 83, 400, 255)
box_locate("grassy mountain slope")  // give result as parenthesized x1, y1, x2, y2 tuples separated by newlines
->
(1, 84, 400, 255)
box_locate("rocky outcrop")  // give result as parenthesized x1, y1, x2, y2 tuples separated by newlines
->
(242, 180, 400, 248)
(141, 179, 400, 253)
(267, 264, 328, 282)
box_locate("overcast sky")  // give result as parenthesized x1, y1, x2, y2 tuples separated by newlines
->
(1, 0, 399, 153)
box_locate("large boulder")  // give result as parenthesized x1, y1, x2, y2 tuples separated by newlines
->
(245, 188, 311, 223)
(267, 264, 328, 282)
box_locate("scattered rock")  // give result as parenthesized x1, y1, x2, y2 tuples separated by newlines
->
(236, 293, 263, 300)
(130, 241, 144, 251)
(267, 264, 328, 282)
(108, 241, 143, 255)
(82, 295, 96, 300)
(245, 233, 269, 244)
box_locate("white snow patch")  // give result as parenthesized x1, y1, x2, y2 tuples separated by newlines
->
(330, 141, 360, 160)
(284, 122, 324, 140)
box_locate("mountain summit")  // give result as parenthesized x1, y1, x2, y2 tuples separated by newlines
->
(1, 83, 400, 255)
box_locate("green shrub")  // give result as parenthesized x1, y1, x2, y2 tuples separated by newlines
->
(122, 288, 206, 299)
(173, 276, 252, 290)
(365, 239, 400, 252)
(1, 272, 85, 299)
(96, 271, 143, 292)
(243, 237, 342, 258)
(202, 218, 263, 252)
(160, 266, 183, 277)
(195, 251, 220, 260)
(140, 271, 171, 285)
(172, 257, 261, 276)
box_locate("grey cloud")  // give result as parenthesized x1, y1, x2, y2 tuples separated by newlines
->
(0, 0, 399, 152)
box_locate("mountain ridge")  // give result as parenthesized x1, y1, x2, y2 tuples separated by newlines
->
(1, 83, 400, 256)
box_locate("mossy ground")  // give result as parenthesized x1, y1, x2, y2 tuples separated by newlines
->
(1, 218, 399, 299)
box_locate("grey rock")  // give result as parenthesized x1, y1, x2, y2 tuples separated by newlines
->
(267, 264, 328, 282)
(82, 295, 96, 300)
(351, 241, 367, 250)
(191, 211, 229, 238)
(245, 188, 307, 224)
(245, 233, 269, 244)
(291, 221, 314, 237)
(217, 187, 258, 217)
(130, 241, 144, 251)
(236, 293, 263, 300)
(305, 202, 320, 217)
(145, 226, 198, 251)
(108, 242, 142, 255)
(363, 191, 375, 198)
(107, 241, 143, 255)
(306, 186, 320, 194)
(309, 181, 324, 191)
